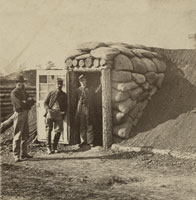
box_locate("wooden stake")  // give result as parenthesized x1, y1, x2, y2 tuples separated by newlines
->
(101, 68, 113, 149)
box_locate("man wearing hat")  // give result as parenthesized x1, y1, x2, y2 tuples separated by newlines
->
(44, 78, 67, 154)
(11, 74, 35, 162)
(75, 74, 94, 147)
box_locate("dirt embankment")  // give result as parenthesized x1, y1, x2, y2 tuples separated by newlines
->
(122, 49, 196, 153)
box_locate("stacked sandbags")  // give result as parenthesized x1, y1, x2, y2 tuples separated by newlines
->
(65, 42, 167, 140)
(111, 52, 166, 139)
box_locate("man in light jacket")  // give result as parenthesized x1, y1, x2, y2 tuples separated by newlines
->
(44, 78, 67, 154)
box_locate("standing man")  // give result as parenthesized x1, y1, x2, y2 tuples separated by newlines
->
(44, 78, 67, 154)
(11, 75, 35, 162)
(75, 74, 94, 147)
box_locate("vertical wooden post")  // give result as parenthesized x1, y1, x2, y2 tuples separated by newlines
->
(66, 70, 70, 144)
(101, 68, 113, 149)
(69, 71, 79, 144)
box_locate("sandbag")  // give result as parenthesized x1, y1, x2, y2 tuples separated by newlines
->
(134, 49, 156, 59)
(112, 88, 130, 102)
(112, 81, 138, 92)
(75, 53, 91, 60)
(128, 100, 148, 119)
(139, 49, 155, 59)
(129, 87, 143, 100)
(112, 98, 136, 113)
(112, 110, 127, 125)
(152, 58, 167, 72)
(113, 117, 133, 139)
(132, 73, 146, 84)
(128, 103, 141, 119)
(114, 54, 133, 71)
(131, 57, 148, 74)
(141, 82, 150, 90)
(90, 47, 120, 60)
(145, 72, 158, 84)
(112, 70, 132, 82)
(142, 58, 157, 72)
(156, 73, 165, 88)
(110, 45, 135, 58)
(131, 49, 143, 58)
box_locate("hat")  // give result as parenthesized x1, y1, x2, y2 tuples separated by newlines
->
(57, 78, 63, 83)
(16, 75, 27, 83)
(78, 74, 86, 80)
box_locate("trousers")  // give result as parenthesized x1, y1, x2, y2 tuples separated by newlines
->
(13, 110, 29, 157)
(45, 115, 63, 150)
(79, 106, 94, 144)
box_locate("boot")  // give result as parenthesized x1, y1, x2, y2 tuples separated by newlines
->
(53, 132, 61, 153)
(46, 130, 52, 154)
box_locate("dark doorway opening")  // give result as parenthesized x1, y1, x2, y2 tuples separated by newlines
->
(70, 72, 103, 146)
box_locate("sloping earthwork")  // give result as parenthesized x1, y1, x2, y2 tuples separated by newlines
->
(120, 49, 196, 154)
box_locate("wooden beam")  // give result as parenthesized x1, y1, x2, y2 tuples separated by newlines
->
(66, 70, 71, 144)
(69, 68, 102, 72)
(101, 68, 113, 149)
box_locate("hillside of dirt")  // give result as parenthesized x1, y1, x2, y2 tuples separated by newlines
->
(121, 49, 196, 153)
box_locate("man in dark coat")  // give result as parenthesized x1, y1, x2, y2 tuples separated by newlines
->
(75, 74, 94, 147)
(10, 75, 35, 162)
(44, 78, 67, 154)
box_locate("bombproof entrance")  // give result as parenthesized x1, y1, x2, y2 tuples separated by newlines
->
(70, 72, 103, 146)
(68, 68, 112, 149)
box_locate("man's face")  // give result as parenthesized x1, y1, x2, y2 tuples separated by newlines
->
(79, 78, 87, 87)
(56, 82, 63, 90)
(17, 83, 25, 89)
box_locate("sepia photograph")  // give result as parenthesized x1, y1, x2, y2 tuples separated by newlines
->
(0, 0, 196, 199)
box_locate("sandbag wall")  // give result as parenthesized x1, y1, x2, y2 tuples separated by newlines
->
(111, 50, 166, 139)
(0, 86, 36, 122)
(65, 42, 167, 141)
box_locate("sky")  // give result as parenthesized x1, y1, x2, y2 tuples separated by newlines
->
(0, 0, 196, 74)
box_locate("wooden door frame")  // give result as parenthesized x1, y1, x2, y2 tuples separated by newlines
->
(101, 68, 113, 149)
(68, 68, 113, 149)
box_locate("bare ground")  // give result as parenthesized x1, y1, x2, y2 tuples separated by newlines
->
(1, 143, 196, 200)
